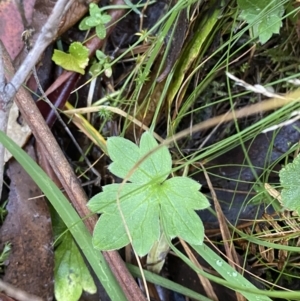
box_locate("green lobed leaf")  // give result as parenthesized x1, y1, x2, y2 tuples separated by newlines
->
(79, 3, 111, 33)
(88, 132, 209, 256)
(78, 17, 91, 30)
(107, 132, 172, 184)
(106, 137, 140, 181)
(96, 24, 107, 39)
(96, 50, 106, 60)
(52, 42, 89, 74)
(100, 14, 112, 24)
(159, 177, 209, 245)
(237, 0, 268, 10)
(89, 183, 160, 256)
(237, 0, 284, 44)
(55, 232, 96, 301)
(256, 12, 282, 44)
(93, 212, 131, 251)
(89, 3, 100, 15)
(86, 17, 100, 27)
(138, 132, 172, 183)
(89, 62, 102, 76)
(279, 154, 300, 214)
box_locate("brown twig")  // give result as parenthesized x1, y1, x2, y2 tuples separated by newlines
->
(180, 239, 219, 301)
(0, 43, 13, 197)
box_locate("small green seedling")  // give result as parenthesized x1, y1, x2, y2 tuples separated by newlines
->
(88, 132, 210, 257)
(90, 50, 112, 78)
(52, 2, 112, 74)
(52, 42, 89, 74)
(79, 3, 112, 39)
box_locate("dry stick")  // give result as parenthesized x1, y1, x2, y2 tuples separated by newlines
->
(0, 43, 14, 198)
(0, 44, 6, 88)
(180, 239, 219, 301)
(0, 1, 146, 300)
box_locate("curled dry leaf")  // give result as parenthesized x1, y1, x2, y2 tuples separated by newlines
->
(5, 102, 31, 163)
(0, 145, 54, 301)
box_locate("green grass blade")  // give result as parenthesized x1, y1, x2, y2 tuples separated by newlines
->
(192, 243, 300, 299)
(192, 244, 272, 301)
(162, 231, 277, 300)
(0, 131, 127, 301)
